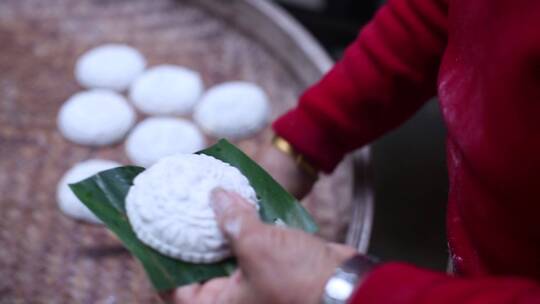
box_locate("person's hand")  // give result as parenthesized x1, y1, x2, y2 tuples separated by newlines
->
(259, 144, 317, 199)
(172, 188, 357, 304)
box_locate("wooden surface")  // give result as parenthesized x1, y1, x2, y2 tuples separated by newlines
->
(0, 0, 353, 302)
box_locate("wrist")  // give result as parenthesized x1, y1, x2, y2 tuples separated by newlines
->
(271, 135, 319, 179)
(321, 254, 379, 304)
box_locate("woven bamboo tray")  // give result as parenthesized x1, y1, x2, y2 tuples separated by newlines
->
(0, 0, 372, 302)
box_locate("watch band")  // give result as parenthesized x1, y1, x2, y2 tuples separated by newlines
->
(271, 135, 319, 178)
(321, 255, 378, 304)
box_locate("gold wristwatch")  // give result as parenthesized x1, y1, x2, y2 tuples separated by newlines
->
(272, 135, 319, 178)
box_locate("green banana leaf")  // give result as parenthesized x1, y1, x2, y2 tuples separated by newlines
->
(70, 139, 318, 291)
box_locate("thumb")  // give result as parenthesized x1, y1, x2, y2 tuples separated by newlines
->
(211, 188, 280, 278)
(210, 187, 262, 249)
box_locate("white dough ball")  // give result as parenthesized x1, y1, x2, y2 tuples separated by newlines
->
(129, 65, 203, 115)
(125, 117, 206, 168)
(57, 159, 121, 224)
(58, 90, 136, 146)
(75, 44, 146, 91)
(194, 82, 270, 139)
(126, 154, 258, 263)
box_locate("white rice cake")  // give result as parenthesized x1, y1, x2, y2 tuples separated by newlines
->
(126, 154, 258, 263)
(125, 117, 206, 168)
(57, 159, 121, 224)
(75, 44, 146, 92)
(129, 65, 203, 115)
(194, 82, 270, 140)
(57, 90, 136, 146)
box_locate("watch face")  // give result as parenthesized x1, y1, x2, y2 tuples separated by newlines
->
(324, 276, 355, 301)
(322, 255, 378, 304)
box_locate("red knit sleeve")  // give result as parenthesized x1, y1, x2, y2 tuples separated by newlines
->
(350, 263, 540, 304)
(273, 0, 448, 172)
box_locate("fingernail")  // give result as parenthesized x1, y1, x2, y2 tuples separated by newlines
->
(223, 218, 242, 237)
(210, 187, 232, 216)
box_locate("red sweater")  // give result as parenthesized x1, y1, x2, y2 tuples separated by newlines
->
(273, 0, 540, 302)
